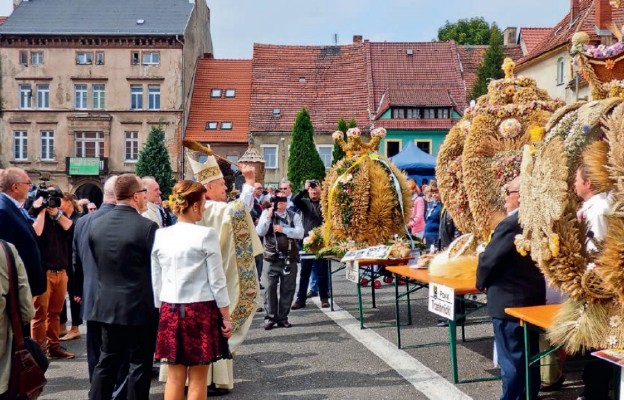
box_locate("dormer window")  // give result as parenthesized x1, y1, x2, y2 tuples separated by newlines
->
(210, 89, 222, 98)
(224, 89, 236, 98)
(221, 122, 233, 130)
(205, 122, 218, 130)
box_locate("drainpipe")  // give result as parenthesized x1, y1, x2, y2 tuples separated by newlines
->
(176, 34, 185, 179)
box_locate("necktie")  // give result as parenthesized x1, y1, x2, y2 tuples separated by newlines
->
(158, 206, 171, 227)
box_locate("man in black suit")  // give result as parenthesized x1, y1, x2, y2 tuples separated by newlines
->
(88, 173, 158, 400)
(476, 176, 546, 400)
(0, 167, 46, 296)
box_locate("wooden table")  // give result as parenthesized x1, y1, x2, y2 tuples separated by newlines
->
(387, 266, 496, 384)
(505, 304, 562, 400)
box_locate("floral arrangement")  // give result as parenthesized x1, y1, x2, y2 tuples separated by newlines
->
(583, 41, 624, 59)
(491, 151, 522, 186)
(498, 118, 522, 138)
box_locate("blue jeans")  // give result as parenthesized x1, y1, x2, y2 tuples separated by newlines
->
(492, 318, 539, 400)
(297, 258, 329, 302)
(308, 265, 318, 293)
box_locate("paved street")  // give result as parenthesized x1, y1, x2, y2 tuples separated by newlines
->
(42, 262, 588, 399)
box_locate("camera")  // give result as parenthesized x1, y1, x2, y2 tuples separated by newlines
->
(34, 184, 63, 208)
(309, 180, 318, 189)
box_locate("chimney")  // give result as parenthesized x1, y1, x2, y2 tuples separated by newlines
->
(503, 27, 517, 46)
(353, 35, 363, 44)
(595, 0, 612, 31)
(570, 0, 579, 24)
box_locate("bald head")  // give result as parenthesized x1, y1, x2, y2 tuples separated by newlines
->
(103, 175, 118, 203)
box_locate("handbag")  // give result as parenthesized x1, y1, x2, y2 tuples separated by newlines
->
(1, 240, 47, 400)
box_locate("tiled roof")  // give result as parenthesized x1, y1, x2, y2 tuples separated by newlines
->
(185, 59, 252, 143)
(375, 119, 457, 130)
(250, 43, 370, 133)
(518, 28, 552, 54)
(457, 45, 525, 97)
(0, 0, 193, 35)
(518, 0, 624, 65)
(375, 88, 455, 118)
(366, 41, 468, 114)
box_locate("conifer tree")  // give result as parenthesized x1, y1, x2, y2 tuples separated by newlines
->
(471, 24, 505, 100)
(135, 125, 176, 197)
(287, 108, 326, 191)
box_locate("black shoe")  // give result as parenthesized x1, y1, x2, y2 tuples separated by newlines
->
(277, 319, 292, 328)
(291, 301, 306, 310)
(540, 375, 565, 392)
(264, 320, 275, 330)
(207, 384, 230, 396)
(307, 291, 318, 298)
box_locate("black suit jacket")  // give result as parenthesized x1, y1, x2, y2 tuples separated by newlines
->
(72, 202, 115, 320)
(88, 205, 158, 326)
(476, 212, 546, 320)
(0, 193, 45, 295)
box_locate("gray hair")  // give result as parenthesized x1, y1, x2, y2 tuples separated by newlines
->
(0, 167, 25, 192)
(103, 175, 118, 200)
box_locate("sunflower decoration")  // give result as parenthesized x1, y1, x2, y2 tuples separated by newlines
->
(437, 118, 475, 234)
(461, 58, 564, 240)
(318, 127, 412, 257)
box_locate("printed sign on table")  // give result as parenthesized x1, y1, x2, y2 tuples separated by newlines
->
(345, 260, 359, 283)
(428, 282, 455, 320)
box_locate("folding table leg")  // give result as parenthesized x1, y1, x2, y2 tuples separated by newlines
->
(329, 261, 335, 311)
(395, 276, 402, 348)
(524, 323, 531, 400)
(449, 318, 459, 384)
(357, 280, 364, 329)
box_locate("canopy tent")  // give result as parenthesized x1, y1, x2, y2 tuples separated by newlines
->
(390, 141, 436, 185)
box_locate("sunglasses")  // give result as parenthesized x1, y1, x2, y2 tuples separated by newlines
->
(504, 189, 519, 196)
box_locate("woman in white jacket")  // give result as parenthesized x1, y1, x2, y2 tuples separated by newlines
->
(151, 180, 232, 400)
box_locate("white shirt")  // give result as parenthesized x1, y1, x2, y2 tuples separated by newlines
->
(151, 222, 229, 308)
(255, 209, 304, 240)
(580, 192, 611, 252)
(240, 183, 254, 212)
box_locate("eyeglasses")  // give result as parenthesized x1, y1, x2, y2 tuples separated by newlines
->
(504, 189, 519, 196)
(17, 181, 34, 187)
(279, 187, 289, 190)
(134, 189, 147, 195)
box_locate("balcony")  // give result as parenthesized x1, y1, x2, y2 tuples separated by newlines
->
(65, 157, 108, 176)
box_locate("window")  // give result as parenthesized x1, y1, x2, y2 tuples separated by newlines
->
(19, 51, 28, 65)
(262, 145, 278, 169)
(130, 85, 143, 110)
(210, 89, 222, 98)
(36, 84, 49, 109)
(407, 108, 421, 119)
(148, 85, 160, 110)
(416, 140, 432, 154)
(220, 121, 233, 130)
(131, 51, 140, 65)
(437, 108, 450, 119)
(205, 122, 218, 130)
(556, 57, 565, 85)
(142, 52, 160, 65)
(76, 52, 93, 65)
(30, 52, 43, 65)
(125, 131, 139, 161)
(226, 155, 239, 171)
(224, 89, 236, 98)
(95, 51, 105, 65)
(14, 131, 27, 160)
(19, 84, 32, 109)
(75, 131, 104, 157)
(423, 108, 436, 119)
(93, 84, 105, 109)
(392, 108, 405, 119)
(40, 131, 54, 160)
(386, 140, 401, 158)
(74, 84, 88, 109)
(316, 145, 333, 168)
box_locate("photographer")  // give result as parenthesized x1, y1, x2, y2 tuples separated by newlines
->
(291, 179, 330, 309)
(31, 186, 75, 359)
(256, 190, 303, 330)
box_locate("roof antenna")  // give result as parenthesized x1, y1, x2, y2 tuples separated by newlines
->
(333, 33, 338, 45)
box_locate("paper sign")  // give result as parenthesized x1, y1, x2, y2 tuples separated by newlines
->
(428, 283, 455, 319)
(346, 261, 359, 283)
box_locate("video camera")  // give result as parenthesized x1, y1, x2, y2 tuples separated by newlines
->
(33, 183, 63, 208)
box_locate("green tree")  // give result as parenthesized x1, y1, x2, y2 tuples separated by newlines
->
(471, 24, 505, 99)
(135, 125, 176, 197)
(437, 17, 494, 45)
(331, 117, 357, 165)
(287, 107, 326, 191)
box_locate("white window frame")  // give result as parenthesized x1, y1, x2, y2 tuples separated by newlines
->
(74, 131, 104, 158)
(124, 131, 139, 162)
(385, 139, 402, 158)
(415, 139, 433, 154)
(14, 131, 28, 160)
(148, 84, 160, 110)
(30, 51, 43, 65)
(93, 84, 105, 110)
(75, 84, 88, 109)
(19, 84, 32, 109)
(210, 88, 222, 98)
(220, 121, 233, 130)
(40, 131, 54, 161)
(261, 144, 279, 170)
(76, 52, 93, 65)
(130, 84, 143, 110)
(36, 84, 49, 109)
(316, 144, 333, 169)
(556, 57, 565, 85)
(142, 52, 160, 65)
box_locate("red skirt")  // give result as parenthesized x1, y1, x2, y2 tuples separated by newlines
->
(155, 301, 232, 366)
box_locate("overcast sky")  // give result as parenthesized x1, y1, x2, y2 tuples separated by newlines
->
(0, 0, 569, 58)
